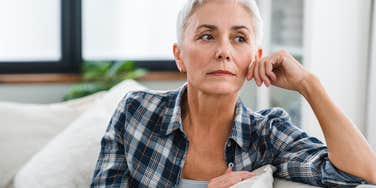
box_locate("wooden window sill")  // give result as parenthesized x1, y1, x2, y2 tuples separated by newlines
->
(0, 72, 186, 84)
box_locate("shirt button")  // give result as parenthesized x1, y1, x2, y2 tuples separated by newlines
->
(228, 162, 234, 168)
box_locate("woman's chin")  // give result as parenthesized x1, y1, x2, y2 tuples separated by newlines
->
(199, 81, 242, 95)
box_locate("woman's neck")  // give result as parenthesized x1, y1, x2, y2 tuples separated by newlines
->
(182, 84, 238, 135)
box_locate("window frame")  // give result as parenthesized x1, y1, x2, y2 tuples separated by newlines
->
(0, 0, 82, 74)
(0, 0, 178, 74)
(0, 0, 81, 74)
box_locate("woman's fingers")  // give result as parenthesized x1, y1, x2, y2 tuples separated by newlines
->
(259, 59, 271, 87)
(222, 172, 255, 186)
(247, 60, 255, 80)
(249, 50, 308, 91)
(229, 171, 255, 180)
(249, 55, 281, 87)
(265, 58, 277, 82)
(209, 171, 255, 188)
(253, 59, 261, 86)
(225, 166, 232, 174)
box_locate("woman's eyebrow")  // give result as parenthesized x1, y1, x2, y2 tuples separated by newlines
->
(196, 24, 250, 32)
(195, 24, 250, 32)
(196, 24, 217, 31)
(231, 25, 250, 31)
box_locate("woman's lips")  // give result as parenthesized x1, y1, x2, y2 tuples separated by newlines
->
(207, 70, 236, 76)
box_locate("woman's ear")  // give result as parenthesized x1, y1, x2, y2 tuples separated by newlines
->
(173, 43, 187, 73)
(257, 48, 263, 60)
(250, 48, 263, 65)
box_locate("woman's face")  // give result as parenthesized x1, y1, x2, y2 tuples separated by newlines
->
(174, 0, 261, 95)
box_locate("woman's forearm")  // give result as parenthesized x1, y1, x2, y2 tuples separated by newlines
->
(298, 73, 376, 184)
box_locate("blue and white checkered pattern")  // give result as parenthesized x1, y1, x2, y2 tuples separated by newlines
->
(90, 83, 367, 188)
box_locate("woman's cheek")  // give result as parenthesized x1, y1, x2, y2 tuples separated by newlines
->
(239, 55, 252, 78)
(238, 53, 252, 70)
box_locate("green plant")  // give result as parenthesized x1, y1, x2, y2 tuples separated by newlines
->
(63, 61, 147, 101)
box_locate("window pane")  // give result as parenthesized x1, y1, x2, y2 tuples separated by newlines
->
(270, 0, 304, 126)
(0, 0, 61, 62)
(83, 0, 186, 61)
(271, 0, 303, 55)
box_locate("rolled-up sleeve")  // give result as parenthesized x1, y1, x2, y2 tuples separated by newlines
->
(260, 108, 367, 187)
(90, 96, 129, 188)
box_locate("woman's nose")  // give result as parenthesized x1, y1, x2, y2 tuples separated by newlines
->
(215, 41, 231, 61)
(217, 54, 230, 61)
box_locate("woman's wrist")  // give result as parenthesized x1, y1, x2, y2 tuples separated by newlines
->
(297, 72, 322, 99)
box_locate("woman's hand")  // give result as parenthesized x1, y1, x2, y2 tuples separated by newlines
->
(208, 167, 255, 188)
(247, 50, 311, 92)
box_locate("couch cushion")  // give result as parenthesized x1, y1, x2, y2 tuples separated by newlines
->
(0, 91, 104, 188)
(13, 80, 145, 188)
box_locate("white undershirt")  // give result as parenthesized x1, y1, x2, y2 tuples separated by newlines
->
(177, 178, 209, 188)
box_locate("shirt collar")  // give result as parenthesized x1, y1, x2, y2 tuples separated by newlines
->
(230, 99, 254, 149)
(159, 83, 187, 136)
(160, 83, 254, 149)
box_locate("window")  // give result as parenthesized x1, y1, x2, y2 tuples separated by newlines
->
(257, 0, 304, 126)
(0, 1, 60, 61)
(0, 0, 81, 74)
(82, 0, 185, 71)
(1, 0, 185, 74)
(270, 0, 303, 126)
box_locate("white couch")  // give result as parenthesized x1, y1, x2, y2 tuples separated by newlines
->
(0, 80, 373, 188)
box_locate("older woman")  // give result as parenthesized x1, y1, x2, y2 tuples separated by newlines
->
(91, 0, 376, 187)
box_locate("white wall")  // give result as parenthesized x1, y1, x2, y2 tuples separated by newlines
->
(302, 0, 372, 142)
(368, 44, 376, 149)
(367, 1, 376, 150)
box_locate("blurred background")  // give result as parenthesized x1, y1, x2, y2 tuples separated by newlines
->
(0, 0, 375, 148)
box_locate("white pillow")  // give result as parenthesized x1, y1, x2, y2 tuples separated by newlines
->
(0, 91, 104, 188)
(13, 80, 146, 188)
(274, 179, 321, 188)
(230, 165, 320, 188)
(230, 165, 276, 188)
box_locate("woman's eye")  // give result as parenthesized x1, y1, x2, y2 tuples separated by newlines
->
(234, 36, 247, 43)
(199, 34, 214, 41)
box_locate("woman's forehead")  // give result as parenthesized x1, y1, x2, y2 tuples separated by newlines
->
(187, 1, 254, 32)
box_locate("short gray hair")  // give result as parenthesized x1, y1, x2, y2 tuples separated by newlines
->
(176, 0, 264, 47)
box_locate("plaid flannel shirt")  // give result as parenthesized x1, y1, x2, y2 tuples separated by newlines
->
(91, 83, 367, 188)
